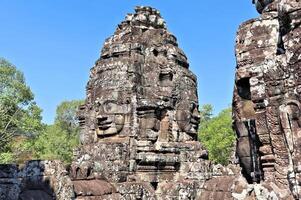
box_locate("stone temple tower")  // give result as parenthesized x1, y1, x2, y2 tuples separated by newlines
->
(1, 3, 301, 200)
(233, 0, 301, 198)
(0, 6, 248, 200)
(70, 6, 212, 199)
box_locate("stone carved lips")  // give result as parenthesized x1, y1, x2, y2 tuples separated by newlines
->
(95, 99, 131, 136)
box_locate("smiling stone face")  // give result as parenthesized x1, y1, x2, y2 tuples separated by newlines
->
(176, 101, 200, 136)
(174, 73, 200, 139)
(95, 99, 131, 136)
(71, 6, 260, 200)
(77, 59, 137, 143)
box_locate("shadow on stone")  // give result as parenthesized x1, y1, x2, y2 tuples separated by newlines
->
(0, 160, 73, 200)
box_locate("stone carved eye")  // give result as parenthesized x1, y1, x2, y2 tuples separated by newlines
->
(102, 101, 131, 114)
(103, 102, 119, 114)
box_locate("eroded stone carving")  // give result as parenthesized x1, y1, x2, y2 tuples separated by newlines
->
(0, 161, 74, 200)
(71, 3, 301, 199)
(1, 2, 301, 199)
(234, 0, 301, 198)
(69, 6, 245, 200)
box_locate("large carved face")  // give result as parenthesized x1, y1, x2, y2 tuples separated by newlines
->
(93, 93, 131, 137)
(175, 75, 200, 136)
(137, 107, 160, 141)
(176, 101, 200, 136)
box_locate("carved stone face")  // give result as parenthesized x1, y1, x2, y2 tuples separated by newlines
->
(137, 108, 160, 141)
(176, 101, 200, 135)
(95, 99, 131, 136)
(175, 74, 200, 136)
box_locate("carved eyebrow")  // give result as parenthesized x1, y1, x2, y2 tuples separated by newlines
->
(103, 100, 117, 104)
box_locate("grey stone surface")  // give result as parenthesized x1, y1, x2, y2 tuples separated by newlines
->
(0, 160, 73, 200)
(71, 6, 214, 199)
(233, 0, 301, 199)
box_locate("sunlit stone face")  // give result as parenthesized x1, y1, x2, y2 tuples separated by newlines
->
(78, 6, 201, 145)
(95, 99, 131, 136)
(175, 74, 200, 137)
(176, 101, 200, 136)
(78, 60, 136, 142)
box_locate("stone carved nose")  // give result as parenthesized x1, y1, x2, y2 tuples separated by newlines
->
(192, 109, 201, 120)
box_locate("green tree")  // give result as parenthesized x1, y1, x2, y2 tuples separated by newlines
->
(55, 100, 84, 134)
(32, 124, 78, 163)
(0, 58, 44, 163)
(199, 104, 213, 124)
(198, 106, 235, 165)
(32, 100, 83, 163)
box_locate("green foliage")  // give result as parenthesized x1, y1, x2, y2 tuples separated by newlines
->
(0, 58, 82, 164)
(199, 104, 213, 124)
(32, 124, 78, 163)
(198, 106, 235, 165)
(0, 152, 14, 164)
(55, 100, 84, 134)
(31, 100, 83, 164)
(0, 58, 44, 163)
(5, 136, 36, 164)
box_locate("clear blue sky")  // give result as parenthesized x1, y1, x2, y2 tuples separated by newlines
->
(0, 1, 258, 124)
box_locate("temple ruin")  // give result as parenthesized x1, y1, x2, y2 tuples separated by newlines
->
(70, 6, 215, 199)
(0, 1, 301, 199)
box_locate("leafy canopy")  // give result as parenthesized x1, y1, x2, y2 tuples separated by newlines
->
(0, 58, 82, 164)
(55, 100, 84, 134)
(198, 105, 235, 165)
(32, 100, 83, 164)
(0, 58, 43, 154)
(32, 124, 78, 164)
